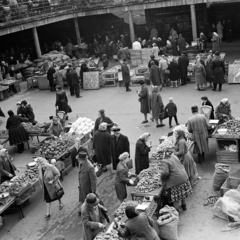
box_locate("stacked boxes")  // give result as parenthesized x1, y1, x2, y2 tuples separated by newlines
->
(141, 49, 153, 66)
(101, 67, 119, 87)
(130, 50, 142, 67)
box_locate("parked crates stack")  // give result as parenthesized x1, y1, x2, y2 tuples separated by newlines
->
(130, 50, 142, 67)
(141, 49, 153, 66)
(101, 67, 118, 87)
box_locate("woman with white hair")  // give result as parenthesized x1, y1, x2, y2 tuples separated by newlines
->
(93, 123, 111, 172)
(166, 40, 173, 55)
(135, 133, 152, 174)
(211, 32, 219, 51)
(38, 157, 64, 218)
(115, 152, 135, 202)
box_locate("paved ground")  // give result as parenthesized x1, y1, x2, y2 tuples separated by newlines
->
(0, 41, 240, 239)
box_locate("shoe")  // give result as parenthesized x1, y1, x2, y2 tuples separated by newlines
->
(200, 88, 206, 91)
(182, 204, 187, 211)
(45, 214, 51, 219)
(169, 125, 173, 128)
(212, 89, 216, 91)
(141, 120, 148, 124)
(176, 123, 180, 125)
(158, 124, 165, 127)
(103, 168, 108, 172)
(76, 96, 82, 98)
(59, 204, 64, 210)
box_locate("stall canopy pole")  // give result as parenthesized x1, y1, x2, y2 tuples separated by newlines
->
(190, 4, 197, 41)
(128, 10, 135, 44)
(74, 17, 81, 46)
(32, 27, 42, 59)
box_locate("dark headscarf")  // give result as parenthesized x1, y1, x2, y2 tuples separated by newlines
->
(125, 206, 139, 219)
(175, 129, 187, 145)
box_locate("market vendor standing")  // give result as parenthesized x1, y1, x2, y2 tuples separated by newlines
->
(135, 133, 152, 174)
(93, 123, 111, 172)
(111, 127, 130, 170)
(21, 100, 36, 124)
(94, 109, 114, 133)
(0, 149, 17, 183)
(47, 64, 56, 92)
(215, 98, 233, 120)
(187, 106, 209, 164)
(6, 110, 29, 153)
(48, 117, 64, 138)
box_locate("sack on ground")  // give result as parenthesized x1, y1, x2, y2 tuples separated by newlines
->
(213, 163, 230, 191)
(157, 205, 179, 240)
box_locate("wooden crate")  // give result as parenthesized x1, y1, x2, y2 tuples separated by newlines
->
(102, 79, 117, 87)
(216, 151, 239, 164)
(221, 177, 240, 196)
(216, 139, 239, 152)
(135, 65, 148, 76)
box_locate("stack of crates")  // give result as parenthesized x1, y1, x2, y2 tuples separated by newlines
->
(130, 50, 142, 67)
(101, 67, 118, 87)
(141, 49, 153, 66)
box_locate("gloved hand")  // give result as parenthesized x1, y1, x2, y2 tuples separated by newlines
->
(129, 179, 134, 185)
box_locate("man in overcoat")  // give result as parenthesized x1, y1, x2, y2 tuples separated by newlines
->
(211, 51, 225, 91)
(77, 151, 97, 215)
(70, 66, 81, 98)
(149, 61, 161, 88)
(178, 51, 189, 85)
(47, 65, 56, 91)
(187, 106, 209, 164)
(111, 127, 130, 170)
(94, 109, 114, 133)
(121, 59, 131, 92)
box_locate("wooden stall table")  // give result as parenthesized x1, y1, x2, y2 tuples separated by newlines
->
(1, 79, 21, 94)
(0, 196, 16, 216)
(131, 186, 163, 201)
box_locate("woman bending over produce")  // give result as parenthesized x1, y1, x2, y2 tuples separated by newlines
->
(215, 98, 233, 120)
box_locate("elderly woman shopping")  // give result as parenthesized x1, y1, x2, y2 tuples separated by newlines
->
(38, 157, 64, 219)
(138, 80, 150, 124)
(135, 133, 152, 174)
(115, 152, 135, 203)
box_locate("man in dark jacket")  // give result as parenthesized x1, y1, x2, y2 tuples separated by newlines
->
(70, 67, 81, 98)
(66, 67, 74, 96)
(121, 59, 131, 92)
(211, 51, 225, 91)
(148, 55, 159, 70)
(178, 52, 189, 85)
(94, 109, 114, 133)
(111, 127, 130, 170)
(201, 96, 215, 119)
(47, 65, 56, 92)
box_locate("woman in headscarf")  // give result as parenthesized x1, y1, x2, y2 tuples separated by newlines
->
(55, 85, 69, 119)
(149, 86, 165, 128)
(124, 206, 160, 240)
(47, 117, 63, 138)
(194, 57, 206, 91)
(38, 157, 64, 218)
(211, 32, 219, 51)
(161, 154, 192, 211)
(166, 40, 173, 55)
(215, 98, 233, 120)
(0, 149, 17, 183)
(6, 110, 29, 153)
(135, 133, 152, 174)
(174, 130, 198, 185)
(138, 80, 150, 124)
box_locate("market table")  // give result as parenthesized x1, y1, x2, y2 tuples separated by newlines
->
(34, 74, 50, 90)
(0, 79, 21, 94)
(131, 186, 164, 201)
(0, 196, 16, 215)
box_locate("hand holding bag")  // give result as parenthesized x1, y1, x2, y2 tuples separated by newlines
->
(54, 181, 64, 199)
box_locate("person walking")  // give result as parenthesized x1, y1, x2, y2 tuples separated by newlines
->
(77, 151, 97, 215)
(121, 59, 131, 92)
(94, 109, 114, 133)
(135, 133, 152, 175)
(211, 32, 219, 51)
(93, 123, 111, 172)
(167, 58, 180, 88)
(66, 67, 75, 96)
(149, 61, 161, 89)
(70, 66, 81, 98)
(206, 54, 213, 88)
(55, 86, 69, 119)
(201, 96, 215, 119)
(38, 157, 64, 219)
(194, 58, 206, 91)
(187, 106, 209, 164)
(178, 51, 189, 85)
(137, 81, 150, 124)
(47, 64, 56, 92)
(111, 127, 130, 171)
(165, 97, 179, 128)
(211, 51, 225, 91)
(149, 86, 165, 128)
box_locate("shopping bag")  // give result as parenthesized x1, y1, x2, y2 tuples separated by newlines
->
(126, 159, 133, 169)
(68, 105, 72, 113)
(54, 181, 65, 199)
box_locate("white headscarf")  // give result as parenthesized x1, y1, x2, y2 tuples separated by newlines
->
(139, 132, 150, 142)
(166, 40, 171, 45)
(0, 148, 7, 157)
(221, 98, 228, 105)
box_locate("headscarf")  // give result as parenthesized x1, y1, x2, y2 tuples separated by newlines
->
(221, 98, 228, 105)
(152, 86, 158, 94)
(0, 149, 7, 157)
(213, 32, 219, 37)
(166, 40, 171, 45)
(99, 122, 107, 131)
(119, 152, 129, 161)
(175, 129, 187, 143)
(125, 206, 139, 219)
(74, 137, 81, 150)
(139, 132, 150, 142)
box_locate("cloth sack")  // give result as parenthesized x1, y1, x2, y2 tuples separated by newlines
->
(213, 163, 230, 191)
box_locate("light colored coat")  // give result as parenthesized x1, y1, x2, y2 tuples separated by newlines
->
(194, 64, 206, 85)
(38, 164, 62, 201)
(149, 92, 164, 120)
(187, 113, 209, 154)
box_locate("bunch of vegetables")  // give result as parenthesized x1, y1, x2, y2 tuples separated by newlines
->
(95, 231, 122, 240)
(0, 181, 23, 194)
(22, 122, 47, 133)
(0, 130, 8, 139)
(219, 119, 240, 136)
(114, 200, 138, 221)
(69, 117, 95, 136)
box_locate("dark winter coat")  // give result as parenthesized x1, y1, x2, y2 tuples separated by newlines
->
(178, 38, 186, 53)
(71, 146, 89, 168)
(135, 138, 151, 174)
(202, 100, 214, 119)
(148, 59, 159, 69)
(178, 55, 189, 79)
(211, 56, 225, 84)
(149, 65, 161, 86)
(111, 134, 130, 170)
(165, 102, 177, 117)
(47, 68, 56, 87)
(167, 62, 180, 81)
(93, 130, 112, 166)
(69, 70, 80, 85)
(94, 116, 113, 133)
(171, 39, 178, 56)
(139, 85, 150, 114)
(206, 59, 213, 83)
(215, 102, 232, 120)
(0, 155, 16, 183)
(121, 63, 131, 84)
(21, 104, 35, 123)
(78, 160, 97, 203)
(55, 90, 68, 113)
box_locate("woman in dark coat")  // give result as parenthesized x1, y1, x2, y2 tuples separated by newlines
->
(55, 86, 69, 115)
(171, 38, 178, 56)
(21, 100, 36, 124)
(6, 110, 29, 153)
(167, 58, 180, 88)
(138, 81, 150, 124)
(211, 51, 225, 91)
(66, 68, 74, 96)
(94, 109, 114, 133)
(93, 123, 111, 171)
(201, 96, 215, 119)
(47, 65, 56, 92)
(115, 152, 134, 202)
(135, 133, 152, 175)
(121, 59, 131, 92)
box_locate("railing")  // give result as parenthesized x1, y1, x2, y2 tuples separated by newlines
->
(0, 0, 153, 29)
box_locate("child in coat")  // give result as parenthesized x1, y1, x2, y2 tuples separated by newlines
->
(165, 97, 179, 128)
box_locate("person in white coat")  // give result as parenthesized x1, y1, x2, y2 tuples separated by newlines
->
(217, 21, 224, 43)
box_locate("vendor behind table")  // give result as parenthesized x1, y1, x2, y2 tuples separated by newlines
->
(48, 117, 63, 138)
(215, 98, 233, 121)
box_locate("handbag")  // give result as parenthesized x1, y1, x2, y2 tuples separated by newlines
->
(54, 181, 65, 199)
(68, 105, 72, 113)
(126, 159, 133, 169)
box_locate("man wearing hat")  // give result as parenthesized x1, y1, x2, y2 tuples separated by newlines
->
(178, 51, 189, 85)
(77, 151, 97, 215)
(148, 55, 159, 70)
(69, 66, 81, 98)
(201, 96, 214, 119)
(111, 126, 130, 170)
(187, 106, 209, 164)
(81, 193, 106, 240)
(121, 59, 131, 92)
(94, 109, 114, 133)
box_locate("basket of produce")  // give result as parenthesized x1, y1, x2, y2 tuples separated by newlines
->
(69, 117, 95, 136)
(22, 122, 48, 134)
(0, 192, 10, 204)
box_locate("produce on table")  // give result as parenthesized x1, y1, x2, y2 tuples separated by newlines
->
(224, 144, 237, 152)
(95, 232, 122, 240)
(69, 117, 95, 136)
(0, 130, 8, 139)
(22, 122, 47, 133)
(0, 181, 24, 195)
(218, 119, 240, 136)
(0, 79, 16, 85)
(114, 200, 138, 221)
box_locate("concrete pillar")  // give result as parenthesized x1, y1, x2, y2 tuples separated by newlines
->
(74, 17, 81, 46)
(128, 11, 135, 44)
(190, 4, 197, 40)
(32, 27, 41, 59)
